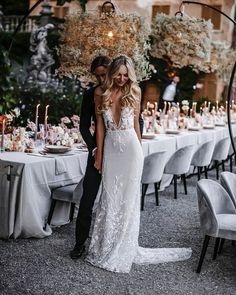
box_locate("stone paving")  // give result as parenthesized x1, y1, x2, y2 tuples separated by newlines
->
(0, 167, 236, 295)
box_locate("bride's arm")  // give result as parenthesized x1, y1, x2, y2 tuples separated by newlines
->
(134, 88, 142, 143)
(94, 87, 105, 173)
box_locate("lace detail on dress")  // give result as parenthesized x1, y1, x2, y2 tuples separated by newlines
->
(103, 107, 134, 131)
(86, 105, 192, 273)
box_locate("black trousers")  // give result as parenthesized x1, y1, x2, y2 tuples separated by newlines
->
(75, 153, 101, 247)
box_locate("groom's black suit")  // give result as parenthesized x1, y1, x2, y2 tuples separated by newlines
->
(75, 86, 101, 247)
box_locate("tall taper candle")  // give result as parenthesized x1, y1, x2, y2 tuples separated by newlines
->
(35, 104, 40, 141)
(44, 105, 49, 135)
(1, 119, 5, 152)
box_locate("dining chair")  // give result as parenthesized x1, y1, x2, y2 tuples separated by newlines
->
(211, 137, 230, 179)
(191, 140, 215, 180)
(141, 150, 167, 211)
(196, 179, 236, 273)
(164, 145, 194, 199)
(227, 136, 236, 172)
(44, 180, 83, 229)
(220, 172, 236, 208)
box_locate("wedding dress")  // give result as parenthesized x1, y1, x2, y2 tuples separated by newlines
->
(86, 106, 192, 273)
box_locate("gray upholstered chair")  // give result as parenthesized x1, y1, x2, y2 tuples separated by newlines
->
(141, 150, 167, 210)
(227, 137, 236, 172)
(191, 140, 215, 180)
(220, 172, 236, 208)
(196, 179, 236, 273)
(211, 137, 230, 179)
(45, 181, 83, 229)
(164, 145, 194, 199)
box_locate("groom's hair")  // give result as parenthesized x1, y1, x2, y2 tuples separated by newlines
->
(90, 56, 111, 73)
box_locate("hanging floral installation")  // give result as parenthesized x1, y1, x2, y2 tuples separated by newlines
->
(213, 42, 236, 83)
(150, 13, 213, 73)
(58, 10, 150, 84)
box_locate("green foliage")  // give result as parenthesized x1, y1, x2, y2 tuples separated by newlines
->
(1, 0, 29, 15)
(0, 48, 17, 113)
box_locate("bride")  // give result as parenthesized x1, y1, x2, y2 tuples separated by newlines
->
(86, 55, 191, 273)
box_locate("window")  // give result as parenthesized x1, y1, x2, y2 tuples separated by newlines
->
(202, 5, 221, 30)
(152, 5, 170, 19)
(53, 6, 69, 19)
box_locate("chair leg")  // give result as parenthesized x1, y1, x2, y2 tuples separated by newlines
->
(173, 175, 177, 199)
(46, 199, 57, 228)
(213, 237, 220, 260)
(197, 167, 201, 181)
(222, 161, 225, 172)
(218, 238, 225, 255)
(69, 203, 76, 222)
(204, 166, 208, 179)
(154, 182, 160, 206)
(196, 235, 211, 273)
(215, 160, 219, 180)
(230, 156, 233, 172)
(141, 183, 149, 211)
(182, 174, 187, 195)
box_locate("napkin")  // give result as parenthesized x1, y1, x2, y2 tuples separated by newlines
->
(55, 158, 67, 175)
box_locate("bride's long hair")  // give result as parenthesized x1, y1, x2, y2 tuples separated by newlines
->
(100, 55, 140, 111)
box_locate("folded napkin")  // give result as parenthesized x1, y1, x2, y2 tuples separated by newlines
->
(55, 158, 67, 175)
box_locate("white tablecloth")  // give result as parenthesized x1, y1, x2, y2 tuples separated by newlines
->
(1, 124, 235, 239)
(0, 151, 88, 239)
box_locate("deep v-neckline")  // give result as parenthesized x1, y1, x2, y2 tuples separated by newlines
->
(109, 107, 123, 128)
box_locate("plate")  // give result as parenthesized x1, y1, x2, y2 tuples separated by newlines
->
(188, 126, 201, 131)
(215, 122, 225, 127)
(165, 129, 180, 135)
(142, 134, 155, 139)
(203, 125, 215, 129)
(44, 145, 71, 154)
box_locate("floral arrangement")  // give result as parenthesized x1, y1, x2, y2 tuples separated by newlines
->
(4, 128, 34, 152)
(150, 13, 213, 73)
(47, 115, 82, 146)
(58, 11, 151, 84)
(0, 107, 20, 133)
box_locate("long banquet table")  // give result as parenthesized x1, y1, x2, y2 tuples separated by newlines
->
(0, 124, 235, 239)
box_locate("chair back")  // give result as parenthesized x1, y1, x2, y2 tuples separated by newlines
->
(212, 137, 230, 161)
(220, 172, 236, 208)
(52, 180, 83, 203)
(191, 140, 214, 167)
(142, 150, 167, 184)
(197, 179, 236, 236)
(228, 136, 236, 156)
(164, 145, 194, 175)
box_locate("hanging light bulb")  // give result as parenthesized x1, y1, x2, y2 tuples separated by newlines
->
(107, 31, 113, 38)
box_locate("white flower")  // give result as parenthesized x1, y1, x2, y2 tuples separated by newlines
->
(181, 100, 189, 106)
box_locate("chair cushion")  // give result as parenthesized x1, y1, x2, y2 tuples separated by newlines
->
(52, 184, 78, 202)
(217, 214, 236, 240)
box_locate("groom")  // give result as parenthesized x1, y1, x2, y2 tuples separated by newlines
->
(70, 56, 111, 259)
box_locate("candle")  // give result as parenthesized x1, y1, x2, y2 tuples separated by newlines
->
(163, 101, 167, 114)
(168, 102, 171, 112)
(216, 100, 219, 112)
(35, 104, 40, 141)
(226, 101, 228, 111)
(44, 105, 49, 136)
(208, 102, 211, 112)
(1, 119, 5, 152)
(204, 101, 207, 108)
(147, 101, 150, 110)
(190, 109, 192, 118)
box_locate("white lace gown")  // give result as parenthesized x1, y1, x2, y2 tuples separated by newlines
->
(86, 107, 192, 273)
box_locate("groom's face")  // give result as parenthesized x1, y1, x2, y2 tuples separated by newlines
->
(94, 66, 107, 85)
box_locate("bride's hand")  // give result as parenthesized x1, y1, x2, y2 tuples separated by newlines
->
(94, 157, 102, 173)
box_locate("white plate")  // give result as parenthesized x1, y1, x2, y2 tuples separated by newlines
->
(203, 125, 215, 129)
(142, 134, 155, 139)
(188, 127, 201, 131)
(165, 129, 180, 135)
(215, 122, 225, 127)
(45, 145, 71, 154)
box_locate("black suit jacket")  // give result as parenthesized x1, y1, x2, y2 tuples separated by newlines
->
(79, 87, 97, 153)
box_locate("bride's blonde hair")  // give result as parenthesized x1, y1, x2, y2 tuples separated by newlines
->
(100, 55, 140, 111)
